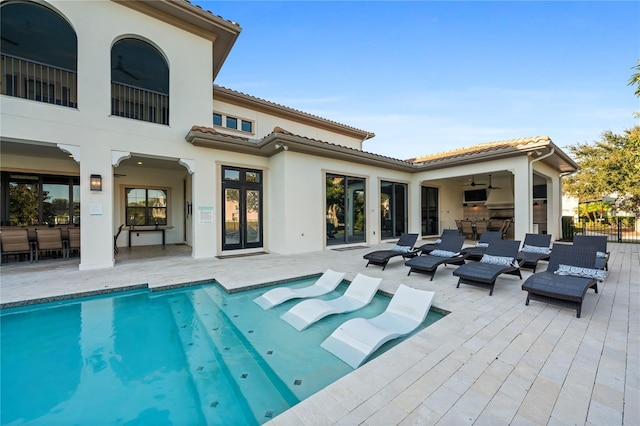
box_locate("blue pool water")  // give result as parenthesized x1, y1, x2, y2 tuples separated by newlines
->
(1, 279, 443, 425)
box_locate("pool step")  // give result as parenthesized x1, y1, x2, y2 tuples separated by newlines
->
(167, 293, 255, 425)
(169, 289, 297, 424)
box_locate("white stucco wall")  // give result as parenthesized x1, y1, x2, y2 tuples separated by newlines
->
(212, 99, 365, 149)
(1, 0, 215, 269)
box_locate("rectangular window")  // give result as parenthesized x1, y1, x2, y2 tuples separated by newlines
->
(241, 120, 253, 133)
(213, 113, 222, 126)
(2, 173, 80, 226)
(126, 188, 167, 226)
(226, 116, 238, 129)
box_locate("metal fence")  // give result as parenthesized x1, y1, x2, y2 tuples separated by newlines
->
(1, 53, 77, 108)
(562, 216, 640, 243)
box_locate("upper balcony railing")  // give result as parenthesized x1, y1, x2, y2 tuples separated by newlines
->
(111, 82, 169, 125)
(1, 53, 78, 108)
(1, 53, 169, 125)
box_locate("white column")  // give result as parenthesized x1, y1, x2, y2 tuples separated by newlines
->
(511, 157, 531, 242)
(79, 145, 115, 270)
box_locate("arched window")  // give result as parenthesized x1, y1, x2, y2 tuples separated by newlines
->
(111, 38, 169, 125)
(0, 1, 77, 107)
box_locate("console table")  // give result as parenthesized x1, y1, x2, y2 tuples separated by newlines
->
(128, 227, 166, 247)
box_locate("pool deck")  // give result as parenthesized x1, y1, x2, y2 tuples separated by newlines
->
(1, 241, 638, 425)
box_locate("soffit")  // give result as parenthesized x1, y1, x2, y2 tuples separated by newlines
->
(113, 0, 241, 80)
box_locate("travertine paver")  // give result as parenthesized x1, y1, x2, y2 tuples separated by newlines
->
(1, 241, 637, 425)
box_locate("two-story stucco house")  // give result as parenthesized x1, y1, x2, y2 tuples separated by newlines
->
(0, 0, 578, 270)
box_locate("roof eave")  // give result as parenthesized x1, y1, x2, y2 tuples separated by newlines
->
(114, 0, 242, 80)
(185, 128, 414, 171)
(213, 85, 375, 141)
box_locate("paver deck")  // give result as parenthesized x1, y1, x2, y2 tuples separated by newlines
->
(1, 241, 638, 425)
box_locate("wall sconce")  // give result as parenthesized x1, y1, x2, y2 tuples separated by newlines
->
(90, 174, 102, 191)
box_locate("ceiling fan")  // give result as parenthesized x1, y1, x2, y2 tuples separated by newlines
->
(487, 174, 502, 190)
(468, 175, 486, 187)
(112, 55, 139, 80)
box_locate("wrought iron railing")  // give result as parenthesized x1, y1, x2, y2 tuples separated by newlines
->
(111, 82, 169, 125)
(1, 53, 77, 107)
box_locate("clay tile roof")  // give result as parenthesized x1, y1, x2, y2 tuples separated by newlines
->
(408, 136, 551, 163)
(214, 85, 375, 139)
(267, 127, 412, 164)
(181, 0, 240, 27)
(190, 125, 251, 141)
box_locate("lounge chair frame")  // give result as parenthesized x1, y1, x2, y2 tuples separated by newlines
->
(573, 235, 609, 270)
(253, 269, 346, 310)
(415, 229, 459, 255)
(363, 233, 419, 270)
(405, 235, 466, 281)
(321, 284, 435, 368)
(280, 273, 381, 331)
(522, 243, 598, 318)
(460, 231, 503, 261)
(453, 240, 522, 295)
(516, 233, 552, 272)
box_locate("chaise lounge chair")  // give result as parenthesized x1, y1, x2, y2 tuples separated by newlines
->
(573, 234, 609, 270)
(320, 284, 435, 368)
(253, 269, 346, 310)
(516, 233, 552, 272)
(459, 231, 503, 261)
(453, 240, 522, 295)
(404, 235, 466, 281)
(280, 273, 382, 331)
(414, 229, 460, 255)
(521, 243, 603, 318)
(363, 233, 419, 270)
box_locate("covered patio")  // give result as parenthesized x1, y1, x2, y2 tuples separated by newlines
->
(1, 241, 637, 425)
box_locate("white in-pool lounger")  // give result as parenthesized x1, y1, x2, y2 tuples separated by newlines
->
(320, 284, 435, 368)
(253, 269, 346, 310)
(280, 273, 382, 331)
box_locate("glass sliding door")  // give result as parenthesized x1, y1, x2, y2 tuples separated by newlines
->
(326, 174, 366, 245)
(380, 181, 407, 239)
(222, 166, 263, 250)
(421, 186, 439, 236)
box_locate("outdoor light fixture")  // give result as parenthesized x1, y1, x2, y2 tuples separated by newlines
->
(90, 174, 102, 191)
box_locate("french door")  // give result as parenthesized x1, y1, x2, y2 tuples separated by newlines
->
(421, 186, 439, 236)
(222, 166, 263, 250)
(326, 174, 366, 245)
(380, 181, 407, 239)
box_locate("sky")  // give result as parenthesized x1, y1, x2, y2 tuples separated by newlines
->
(194, 1, 639, 160)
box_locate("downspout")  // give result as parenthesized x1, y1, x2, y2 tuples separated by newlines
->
(528, 148, 555, 233)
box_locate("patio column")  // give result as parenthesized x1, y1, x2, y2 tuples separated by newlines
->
(79, 145, 115, 270)
(191, 157, 216, 259)
(511, 158, 531, 241)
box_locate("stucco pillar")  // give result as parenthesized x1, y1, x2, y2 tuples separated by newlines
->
(190, 157, 216, 259)
(511, 158, 531, 242)
(79, 145, 115, 270)
(546, 174, 561, 239)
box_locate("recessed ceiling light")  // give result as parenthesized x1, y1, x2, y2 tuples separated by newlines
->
(137, 161, 143, 165)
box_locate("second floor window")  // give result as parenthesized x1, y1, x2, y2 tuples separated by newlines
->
(111, 39, 169, 125)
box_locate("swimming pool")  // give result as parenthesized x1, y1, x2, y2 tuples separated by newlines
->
(1, 278, 444, 425)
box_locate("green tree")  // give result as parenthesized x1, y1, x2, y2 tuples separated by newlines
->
(563, 126, 640, 213)
(629, 59, 640, 97)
